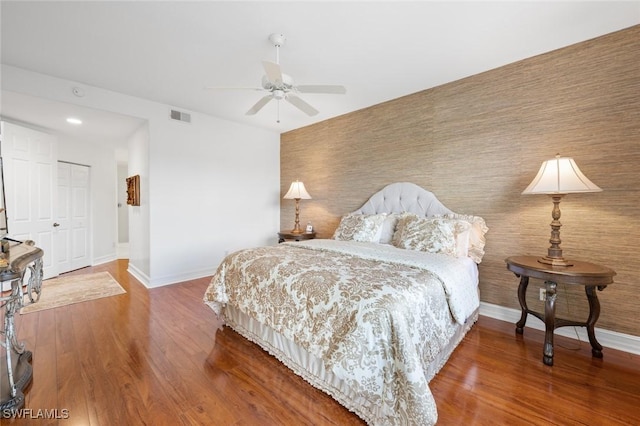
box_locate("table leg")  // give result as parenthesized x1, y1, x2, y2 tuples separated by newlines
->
(585, 285, 604, 358)
(4, 286, 20, 398)
(543, 280, 557, 366)
(515, 275, 529, 334)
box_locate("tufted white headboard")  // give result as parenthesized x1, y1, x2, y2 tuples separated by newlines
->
(353, 182, 453, 216)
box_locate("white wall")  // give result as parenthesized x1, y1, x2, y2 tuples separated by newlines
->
(127, 122, 151, 282)
(2, 65, 280, 287)
(148, 112, 280, 285)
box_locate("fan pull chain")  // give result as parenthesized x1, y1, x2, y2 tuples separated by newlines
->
(277, 100, 281, 123)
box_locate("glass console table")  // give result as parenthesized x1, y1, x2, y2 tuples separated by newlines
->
(0, 240, 44, 413)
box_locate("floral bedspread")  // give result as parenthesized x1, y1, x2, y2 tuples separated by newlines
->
(204, 240, 479, 425)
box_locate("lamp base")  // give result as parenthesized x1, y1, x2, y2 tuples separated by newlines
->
(289, 198, 304, 235)
(536, 194, 573, 267)
(537, 256, 574, 267)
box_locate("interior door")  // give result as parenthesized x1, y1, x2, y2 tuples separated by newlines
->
(56, 161, 91, 273)
(1, 121, 58, 279)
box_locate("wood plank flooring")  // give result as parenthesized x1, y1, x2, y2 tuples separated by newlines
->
(4, 259, 640, 425)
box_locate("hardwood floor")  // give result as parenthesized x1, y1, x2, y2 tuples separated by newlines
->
(5, 259, 640, 425)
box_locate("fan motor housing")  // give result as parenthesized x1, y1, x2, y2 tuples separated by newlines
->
(262, 74, 294, 91)
(269, 33, 286, 47)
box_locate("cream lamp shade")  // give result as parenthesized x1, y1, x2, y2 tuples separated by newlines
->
(283, 181, 312, 200)
(523, 154, 601, 267)
(522, 155, 602, 195)
(283, 181, 311, 234)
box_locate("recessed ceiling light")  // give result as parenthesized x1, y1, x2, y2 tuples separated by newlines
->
(66, 117, 82, 125)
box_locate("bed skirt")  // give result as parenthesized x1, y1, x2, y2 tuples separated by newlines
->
(222, 305, 479, 425)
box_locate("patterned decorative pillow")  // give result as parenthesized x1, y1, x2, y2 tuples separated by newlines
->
(393, 214, 471, 257)
(391, 213, 419, 247)
(332, 213, 387, 242)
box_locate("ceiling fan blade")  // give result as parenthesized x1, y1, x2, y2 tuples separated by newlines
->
(286, 95, 319, 116)
(204, 86, 264, 91)
(296, 85, 347, 95)
(246, 95, 273, 115)
(262, 61, 283, 84)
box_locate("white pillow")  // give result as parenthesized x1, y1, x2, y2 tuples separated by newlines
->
(378, 213, 400, 244)
(332, 213, 387, 242)
(434, 213, 489, 263)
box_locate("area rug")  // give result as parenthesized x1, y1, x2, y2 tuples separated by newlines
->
(20, 271, 126, 314)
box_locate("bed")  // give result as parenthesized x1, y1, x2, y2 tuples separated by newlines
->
(203, 182, 488, 425)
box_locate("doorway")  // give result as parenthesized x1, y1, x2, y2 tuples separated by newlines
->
(117, 163, 129, 258)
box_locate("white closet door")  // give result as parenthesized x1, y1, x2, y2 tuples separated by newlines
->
(1, 121, 58, 279)
(56, 161, 91, 274)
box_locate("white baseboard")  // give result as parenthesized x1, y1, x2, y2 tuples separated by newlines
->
(127, 263, 150, 288)
(126, 264, 215, 289)
(92, 253, 117, 266)
(146, 266, 217, 288)
(480, 302, 640, 356)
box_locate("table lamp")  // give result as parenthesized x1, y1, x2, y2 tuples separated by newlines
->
(283, 180, 311, 234)
(522, 154, 602, 267)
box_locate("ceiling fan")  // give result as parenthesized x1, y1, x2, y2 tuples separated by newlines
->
(206, 33, 346, 123)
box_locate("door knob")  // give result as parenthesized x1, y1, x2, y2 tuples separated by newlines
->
(53, 223, 60, 227)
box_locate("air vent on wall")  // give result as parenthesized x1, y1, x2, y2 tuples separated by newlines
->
(169, 109, 191, 123)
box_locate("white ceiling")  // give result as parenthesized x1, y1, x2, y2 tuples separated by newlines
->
(1, 91, 145, 148)
(1, 1, 639, 141)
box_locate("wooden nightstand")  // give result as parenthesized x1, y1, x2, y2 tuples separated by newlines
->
(277, 231, 316, 244)
(505, 255, 615, 366)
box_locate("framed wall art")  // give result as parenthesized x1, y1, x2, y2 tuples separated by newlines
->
(126, 175, 140, 206)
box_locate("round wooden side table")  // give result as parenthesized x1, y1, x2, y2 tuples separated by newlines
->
(277, 231, 316, 243)
(505, 255, 615, 366)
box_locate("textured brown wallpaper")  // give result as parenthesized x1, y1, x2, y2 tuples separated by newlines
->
(280, 25, 640, 337)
